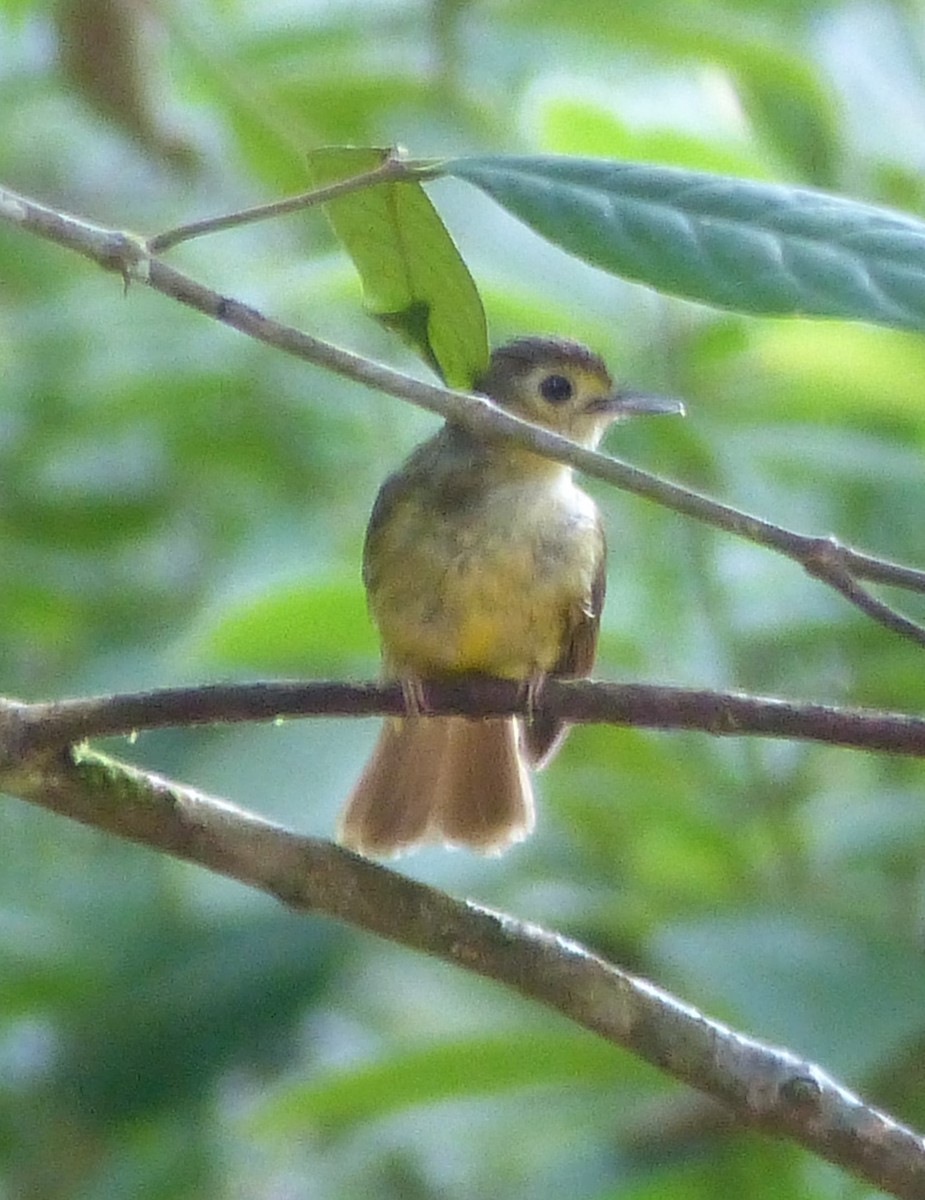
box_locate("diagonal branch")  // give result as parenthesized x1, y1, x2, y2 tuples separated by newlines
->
(0, 741, 921, 1199)
(2, 180, 925, 645)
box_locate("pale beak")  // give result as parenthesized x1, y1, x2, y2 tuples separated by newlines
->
(606, 387, 686, 418)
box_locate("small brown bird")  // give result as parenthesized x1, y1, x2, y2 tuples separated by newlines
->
(338, 336, 678, 857)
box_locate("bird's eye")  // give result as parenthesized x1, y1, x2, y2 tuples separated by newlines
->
(539, 374, 573, 404)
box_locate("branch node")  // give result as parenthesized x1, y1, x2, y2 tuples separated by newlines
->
(777, 1070, 825, 1116)
(0, 190, 27, 222)
(707, 698, 743, 735)
(98, 231, 151, 291)
(0, 700, 30, 768)
(802, 534, 848, 582)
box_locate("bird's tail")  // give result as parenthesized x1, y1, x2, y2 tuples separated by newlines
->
(337, 716, 535, 857)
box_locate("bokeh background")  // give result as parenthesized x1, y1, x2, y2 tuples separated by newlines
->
(3, 1, 925, 1196)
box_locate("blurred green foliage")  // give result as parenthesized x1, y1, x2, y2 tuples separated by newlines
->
(2, 0, 925, 1196)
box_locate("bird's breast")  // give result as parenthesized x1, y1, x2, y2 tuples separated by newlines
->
(368, 471, 603, 679)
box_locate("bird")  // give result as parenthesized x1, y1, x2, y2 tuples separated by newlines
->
(337, 335, 678, 857)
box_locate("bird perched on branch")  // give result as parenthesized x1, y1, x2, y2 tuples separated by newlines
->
(338, 336, 679, 857)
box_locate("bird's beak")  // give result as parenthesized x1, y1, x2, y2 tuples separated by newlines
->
(602, 387, 686, 418)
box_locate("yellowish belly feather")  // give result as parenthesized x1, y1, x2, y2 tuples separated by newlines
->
(371, 475, 600, 679)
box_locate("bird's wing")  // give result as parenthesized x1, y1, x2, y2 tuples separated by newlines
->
(362, 427, 481, 593)
(523, 523, 606, 765)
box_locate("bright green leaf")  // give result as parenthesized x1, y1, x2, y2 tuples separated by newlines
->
(193, 579, 377, 673)
(277, 76, 432, 144)
(742, 322, 925, 419)
(443, 155, 925, 330)
(254, 1030, 633, 1135)
(307, 146, 488, 387)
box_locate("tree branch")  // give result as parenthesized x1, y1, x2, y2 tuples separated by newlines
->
(5, 679, 925, 759)
(0, 741, 921, 1199)
(2, 180, 925, 647)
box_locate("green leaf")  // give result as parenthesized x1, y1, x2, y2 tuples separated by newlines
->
(55, 917, 334, 1123)
(443, 155, 925, 330)
(253, 1030, 633, 1135)
(736, 66, 838, 188)
(277, 75, 433, 144)
(307, 146, 488, 387)
(192, 578, 378, 673)
(740, 322, 925, 420)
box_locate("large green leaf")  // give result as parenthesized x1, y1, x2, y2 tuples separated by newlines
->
(307, 146, 488, 387)
(442, 155, 925, 330)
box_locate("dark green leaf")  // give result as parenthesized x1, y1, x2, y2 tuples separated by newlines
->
(55, 917, 333, 1123)
(307, 146, 488, 387)
(443, 155, 925, 330)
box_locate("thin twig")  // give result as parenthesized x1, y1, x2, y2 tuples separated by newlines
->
(2, 183, 924, 641)
(806, 550, 925, 647)
(146, 154, 414, 253)
(0, 743, 921, 1200)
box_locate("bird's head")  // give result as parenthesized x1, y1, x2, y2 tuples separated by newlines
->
(475, 336, 682, 449)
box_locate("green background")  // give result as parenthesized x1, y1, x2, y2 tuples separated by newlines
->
(2, 0, 925, 1196)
